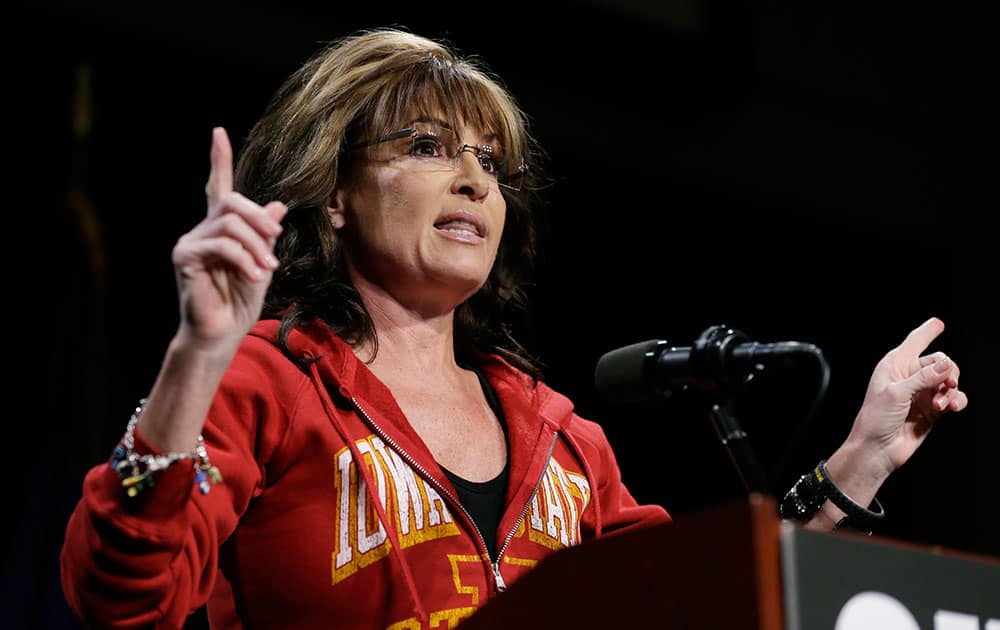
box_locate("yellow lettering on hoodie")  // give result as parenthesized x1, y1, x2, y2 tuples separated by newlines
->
(526, 458, 591, 551)
(385, 607, 476, 630)
(332, 436, 461, 584)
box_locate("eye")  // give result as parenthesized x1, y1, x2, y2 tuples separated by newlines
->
(410, 134, 446, 158)
(476, 144, 502, 177)
(477, 154, 500, 176)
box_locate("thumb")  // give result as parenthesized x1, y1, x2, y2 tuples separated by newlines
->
(265, 200, 289, 223)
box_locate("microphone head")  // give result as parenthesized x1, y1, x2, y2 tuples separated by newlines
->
(594, 339, 667, 404)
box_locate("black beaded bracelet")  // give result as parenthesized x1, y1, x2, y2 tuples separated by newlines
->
(778, 467, 827, 522)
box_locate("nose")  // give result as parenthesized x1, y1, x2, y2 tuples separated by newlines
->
(451, 148, 491, 200)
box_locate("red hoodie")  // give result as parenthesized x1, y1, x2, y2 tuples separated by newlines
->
(61, 320, 671, 628)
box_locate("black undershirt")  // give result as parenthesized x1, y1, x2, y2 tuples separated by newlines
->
(440, 368, 509, 562)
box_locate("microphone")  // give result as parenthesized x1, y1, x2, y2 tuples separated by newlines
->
(594, 325, 826, 403)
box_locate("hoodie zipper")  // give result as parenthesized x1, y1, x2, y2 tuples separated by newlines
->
(491, 431, 557, 591)
(350, 396, 557, 594)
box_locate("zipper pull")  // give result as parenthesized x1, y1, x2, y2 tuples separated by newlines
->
(492, 561, 507, 592)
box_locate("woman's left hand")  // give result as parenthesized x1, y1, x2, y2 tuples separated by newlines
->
(844, 316, 968, 480)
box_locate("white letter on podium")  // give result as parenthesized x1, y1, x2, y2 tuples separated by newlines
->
(835, 591, 919, 630)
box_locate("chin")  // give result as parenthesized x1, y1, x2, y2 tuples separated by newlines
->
(429, 268, 489, 300)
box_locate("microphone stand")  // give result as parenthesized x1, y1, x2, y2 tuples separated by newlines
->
(688, 325, 772, 496)
(707, 399, 768, 496)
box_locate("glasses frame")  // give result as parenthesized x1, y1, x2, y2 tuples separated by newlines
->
(349, 124, 528, 192)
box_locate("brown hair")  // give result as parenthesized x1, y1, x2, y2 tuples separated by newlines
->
(234, 28, 545, 376)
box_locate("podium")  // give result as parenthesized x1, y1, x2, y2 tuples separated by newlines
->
(461, 495, 1000, 629)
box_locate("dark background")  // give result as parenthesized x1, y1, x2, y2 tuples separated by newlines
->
(9, 1, 998, 627)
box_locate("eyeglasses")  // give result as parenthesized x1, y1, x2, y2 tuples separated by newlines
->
(350, 122, 528, 192)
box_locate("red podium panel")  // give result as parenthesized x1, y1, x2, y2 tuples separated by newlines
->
(463, 495, 784, 629)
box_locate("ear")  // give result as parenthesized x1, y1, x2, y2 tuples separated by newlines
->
(327, 187, 348, 230)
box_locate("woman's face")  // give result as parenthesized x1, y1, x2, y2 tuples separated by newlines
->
(330, 118, 508, 313)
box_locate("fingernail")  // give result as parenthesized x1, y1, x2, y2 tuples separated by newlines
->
(935, 358, 951, 372)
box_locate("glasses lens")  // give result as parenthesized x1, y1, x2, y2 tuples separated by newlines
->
(408, 122, 525, 192)
(498, 162, 526, 192)
(406, 122, 453, 160)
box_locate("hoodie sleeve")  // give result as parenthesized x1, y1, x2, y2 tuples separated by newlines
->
(569, 417, 672, 540)
(59, 336, 305, 628)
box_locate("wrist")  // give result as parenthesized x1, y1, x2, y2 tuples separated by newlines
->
(172, 325, 245, 361)
(828, 437, 894, 495)
(814, 458, 886, 532)
(138, 334, 237, 453)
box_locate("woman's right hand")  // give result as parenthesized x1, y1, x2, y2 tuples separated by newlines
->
(134, 129, 286, 453)
(171, 128, 287, 349)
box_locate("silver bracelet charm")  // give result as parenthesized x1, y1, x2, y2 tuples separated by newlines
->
(109, 399, 223, 498)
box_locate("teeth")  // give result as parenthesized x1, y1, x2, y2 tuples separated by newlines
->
(437, 220, 479, 235)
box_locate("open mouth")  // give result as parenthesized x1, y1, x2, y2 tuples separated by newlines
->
(433, 212, 486, 239)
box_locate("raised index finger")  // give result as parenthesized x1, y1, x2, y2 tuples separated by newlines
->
(205, 127, 234, 216)
(897, 316, 945, 357)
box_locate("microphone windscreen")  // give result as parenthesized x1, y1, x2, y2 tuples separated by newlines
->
(594, 339, 663, 404)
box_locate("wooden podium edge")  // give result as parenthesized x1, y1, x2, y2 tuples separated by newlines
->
(747, 493, 785, 630)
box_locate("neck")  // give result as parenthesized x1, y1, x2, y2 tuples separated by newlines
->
(352, 281, 468, 387)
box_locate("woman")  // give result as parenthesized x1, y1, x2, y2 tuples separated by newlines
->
(60, 28, 967, 629)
